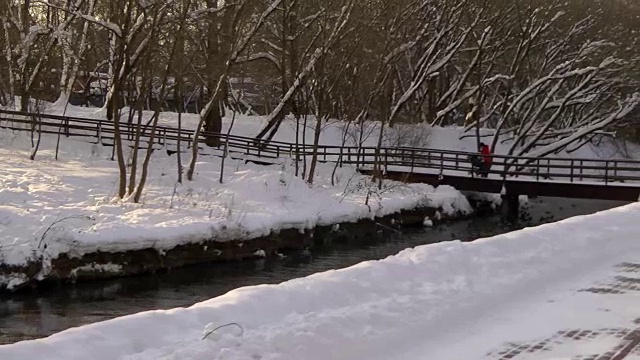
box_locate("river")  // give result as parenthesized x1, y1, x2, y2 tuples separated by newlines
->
(0, 197, 630, 344)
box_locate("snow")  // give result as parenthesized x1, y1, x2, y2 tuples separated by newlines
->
(0, 103, 475, 289)
(0, 102, 638, 357)
(252, 250, 266, 258)
(1, 100, 636, 288)
(69, 262, 123, 278)
(1, 202, 639, 360)
(29, 101, 640, 161)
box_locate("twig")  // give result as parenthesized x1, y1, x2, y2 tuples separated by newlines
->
(169, 182, 178, 209)
(38, 215, 91, 250)
(202, 322, 244, 341)
(375, 221, 400, 233)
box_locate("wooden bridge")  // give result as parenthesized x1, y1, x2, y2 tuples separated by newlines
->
(1, 109, 639, 216)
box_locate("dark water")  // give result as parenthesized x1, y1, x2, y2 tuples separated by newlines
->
(0, 197, 630, 345)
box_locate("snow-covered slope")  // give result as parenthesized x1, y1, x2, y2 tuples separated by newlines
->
(1, 101, 635, 289)
(0, 118, 472, 289)
(1, 203, 638, 360)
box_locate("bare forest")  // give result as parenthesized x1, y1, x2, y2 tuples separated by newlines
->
(1, 0, 639, 199)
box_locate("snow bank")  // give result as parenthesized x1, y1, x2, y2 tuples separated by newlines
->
(1, 202, 638, 360)
(0, 121, 471, 289)
(2, 100, 634, 290)
(1, 100, 634, 290)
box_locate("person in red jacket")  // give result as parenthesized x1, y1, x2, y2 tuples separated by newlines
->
(478, 142, 491, 177)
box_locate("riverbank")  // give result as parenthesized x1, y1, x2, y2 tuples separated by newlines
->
(0, 127, 485, 292)
(1, 201, 482, 293)
(2, 201, 638, 359)
(0, 197, 626, 345)
(5, 101, 630, 292)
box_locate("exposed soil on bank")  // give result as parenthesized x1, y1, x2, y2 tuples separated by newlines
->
(1, 202, 492, 294)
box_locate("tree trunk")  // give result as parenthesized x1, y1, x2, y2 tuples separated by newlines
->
(112, 90, 128, 199)
(307, 115, 323, 185)
(203, 96, 223, 147)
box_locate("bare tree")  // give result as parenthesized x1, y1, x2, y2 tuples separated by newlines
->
(186, 0, 282, 181)
(55, 0, 97, 107)
(306, 2, 358, 184)
(481, 5, 640, 162)
(1, 0, 84, 110)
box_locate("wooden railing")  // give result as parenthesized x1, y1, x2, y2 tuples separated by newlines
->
(2, 109, 640, 185)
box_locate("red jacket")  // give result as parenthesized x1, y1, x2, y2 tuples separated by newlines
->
(480, 145, 491, 165)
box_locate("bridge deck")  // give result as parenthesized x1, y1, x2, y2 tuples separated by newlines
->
(359, 169, 640, 201)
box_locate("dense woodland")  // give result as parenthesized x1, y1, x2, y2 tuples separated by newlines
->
(0, 0, 639, 200)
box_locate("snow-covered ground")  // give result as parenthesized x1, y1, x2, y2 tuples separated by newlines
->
(2, 103, 639, 358)
(37, 102, 640, 159)
(0, 104, 475, 290)
(38, 102, 640, 183)
(1, 202, 638, 360)
(2, 101, 637, 290)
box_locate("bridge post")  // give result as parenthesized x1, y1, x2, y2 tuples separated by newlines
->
(501, 192, 519, 221)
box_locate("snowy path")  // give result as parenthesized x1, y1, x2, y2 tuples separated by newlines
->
(394, 252, 640, 360)
(1, 203, 639, 360)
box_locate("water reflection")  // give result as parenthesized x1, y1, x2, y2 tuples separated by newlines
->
(0, 197, 629, 344)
